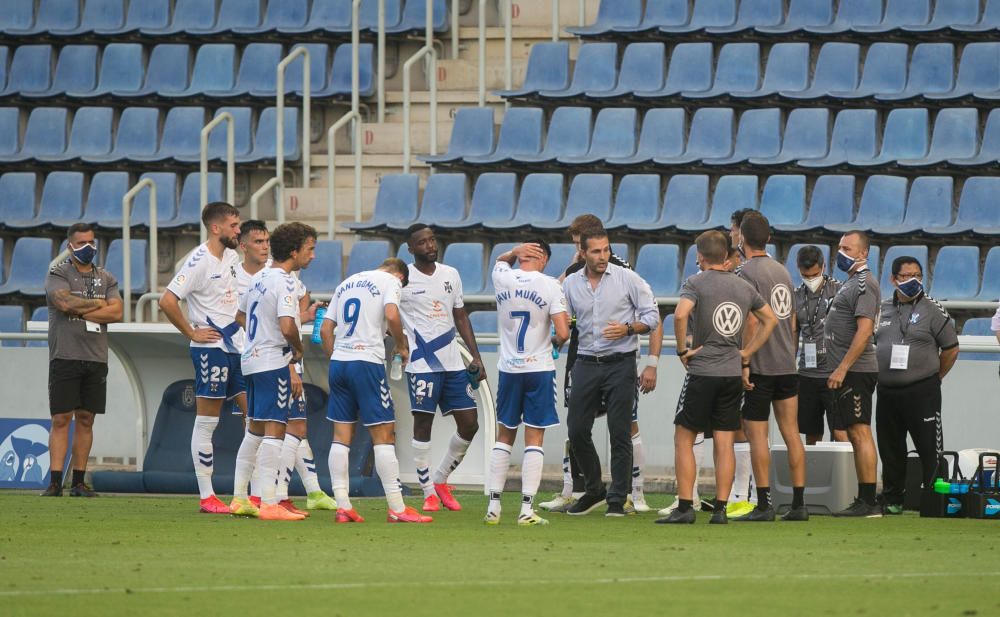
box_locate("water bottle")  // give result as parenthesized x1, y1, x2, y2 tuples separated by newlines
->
(311, 306, 326, 345)
(933, 478, 951, 494)
(466, 364, 481, 390)
(389, 354, 403, 380)
(551, 325, 560, 359)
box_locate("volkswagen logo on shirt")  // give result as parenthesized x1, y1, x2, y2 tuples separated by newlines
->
(770, 284, 793, 320)
(713, 302, 743, 337)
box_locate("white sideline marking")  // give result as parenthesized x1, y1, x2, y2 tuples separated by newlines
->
(0, 571, 987, 598)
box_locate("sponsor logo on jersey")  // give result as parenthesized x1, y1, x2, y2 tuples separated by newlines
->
(712, 302, 743, 337)
(770, 284, 792, 319)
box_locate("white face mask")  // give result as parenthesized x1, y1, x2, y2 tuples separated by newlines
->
(803, 275, 824, 293)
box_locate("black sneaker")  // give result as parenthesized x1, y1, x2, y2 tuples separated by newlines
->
(733, 504, 776, 522)
(833, 498, 882, 518)
(566, 493, 606, 516)
(655, 507, 695, 524)
(781, 505, 810, 521)
(605, 502, 625, 517)
(69, 483, 98, 498)
(709, 509, 728, 524)
(40, 482, 63, 497)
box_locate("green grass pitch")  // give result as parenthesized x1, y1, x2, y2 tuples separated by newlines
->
(1, 491, 997, 617)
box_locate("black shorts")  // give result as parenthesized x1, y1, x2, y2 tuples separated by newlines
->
(674, 374, 743, 432)
(798, 375, 842, 435)
(832, 372, 877, 427)
(49, 359, 109, 415)
(741, 373, 799, 421)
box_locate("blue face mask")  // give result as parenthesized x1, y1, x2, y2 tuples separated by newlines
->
(836, 250, 856, 273)
(71, 242, 97, 265)
(896, 277, 923, 299)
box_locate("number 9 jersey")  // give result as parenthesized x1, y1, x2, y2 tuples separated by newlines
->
(326, 270, 403, 364)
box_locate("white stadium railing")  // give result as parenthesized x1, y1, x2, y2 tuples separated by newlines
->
(198, 111, 236, 244)
(122, 178, 158, 323)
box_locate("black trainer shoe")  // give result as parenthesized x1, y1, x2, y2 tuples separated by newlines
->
(781, 505, 809, 521)
(833, 498, 882, 518)
(40, 482, 62, 497)
(69, 483, 98, 497)
(655, 507, 695, 524)
(566, 492, 606, 516)
(709, 509, 728, 524)
(605, 502, 625, 517)
(733, 504, 776, 522)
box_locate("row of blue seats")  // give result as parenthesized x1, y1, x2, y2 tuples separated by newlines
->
(571, 0, 1000, 39)
(0, 0, 447, 39)
(501, 41, 1000, 104)
(425, 106, 1000, 172)
(0, 237, 148, 300)
(353, 172, 1000, 237)
(0, 171, 222, 230)
(0, 106, 298, 166)
(0, 43, 373, 101)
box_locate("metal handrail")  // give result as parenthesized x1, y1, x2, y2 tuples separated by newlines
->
(477, 0, 486, 106)
(134, 292, 163, 323)
(122, 178, 157, 323)
(402, 45, 438, 173)
(452, 0, 460, 59)
(276, 46, 311, 220)
(477, 0, 512, 106)
(376, 0, 385, 122)
(503, 0, 511, 91)
(250, 177, 283, 223)
(328, 110, 363, 231)
(198, 111, 235, 244)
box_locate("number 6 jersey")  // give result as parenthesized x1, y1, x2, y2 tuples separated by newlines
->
(326, 269, 403, 364)
(238, 267, 298, 376)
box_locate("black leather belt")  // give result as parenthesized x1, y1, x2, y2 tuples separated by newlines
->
(576, 351, 637, 364)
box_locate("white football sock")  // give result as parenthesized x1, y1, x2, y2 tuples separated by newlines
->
(631, 433, 645, 494)
(733, 442, 754, 503)
(276, 433, 300, 501)
(255, 436, 282, 505)
(328, 442, 351, 510)
(692, 433, 706, 495)
(560, 439, 573, 499)
(521, 446, 544, 516)
(432, 433, 472, 485)
(373, 444, 405, 513)
(487, 442, 512, 517)
(233, 429, 262, 499)
(295, 437, 322, 495)
(191, 416, 219, 500)
(411, 439, 435, 498)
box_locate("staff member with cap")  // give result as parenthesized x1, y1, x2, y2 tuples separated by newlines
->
(875, 256, 959, 515)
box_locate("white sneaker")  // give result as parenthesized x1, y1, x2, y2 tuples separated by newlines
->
(631, 490, 652, 513)
(657, 492, 702, 516)
(539, 494, 576, 512)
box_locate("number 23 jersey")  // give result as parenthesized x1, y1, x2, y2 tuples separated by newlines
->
(326, 270, 402, 364)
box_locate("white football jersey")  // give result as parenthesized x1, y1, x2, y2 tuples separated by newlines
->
(399, 263, 466, 373)
(166, 243, 243, 352)
(239, 267, 299, 375)
(327, 270, 402, 364)
(493, 262, 567, 373)
(237, 259, 306, 328)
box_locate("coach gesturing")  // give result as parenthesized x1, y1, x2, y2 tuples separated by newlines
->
(563, 231, 660, 517)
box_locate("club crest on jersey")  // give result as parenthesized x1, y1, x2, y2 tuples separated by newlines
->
(713, 302, 743, 337)
(230, 265, 237, 278)
(444, 281, 453, 294)
(770, 284, 792, 319)
(910, 313, 920, 324)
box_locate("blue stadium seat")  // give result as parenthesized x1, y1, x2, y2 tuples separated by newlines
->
(708, 0, 785, 34)
(635, 244, 681, 297)
(976, 247, 1000, 300)
(759, 175, 807, 226)
(614, 0, 690, 35)
(346, 241, 391, 278)
(3, 107, 69, 163)
(513, 107, 592, 165)
(98, 0, 170, 35)
(105, 239, 149, 295)
(83, 107, 159, 164)
(848, 108, 929, 168)
(785, 244, 832, 287)
(732, 43, 810, 100)
(756, 0, 833, 34)
(677, 175, 758, 232)
(930, 246, 979, 301)
(878, 44, 955, 102)
(927, 43, 1000, 102)
(606, 107, 686, 168)
(587, 43, 665, 101)
(486, 173, 564, 230)
(777, 175, 855, 233)
(233, 0, 308, 34)
(347, 174, 419, 232)
(654, 107, 734, 166)
(542, 244, 578, 279)
(20, 45, 97, 100)
(7, 0, 80, 36)
(539, 174, 613, 230)
(703, 108, 781, 166)
(468, 311, 498, 336)
(298, 240, 343, 294)
(51, 0, 125, 37)
(827, 175, 907, 234)
(463, 107, 543, 166)
(275, 43, 330, 96)
(418, 173, 468, 229)
(539, 43, 618, 100)
(141, 0, 215, 35)
(82, 171, 130, 227)
(175, 107, 253, 163)
(0, 107, 18, 156)
(606, 174, 661, 229)
(0, 237, 53, 297)
(130, 107, 204, 163)
(207, 43, 282, 98)
(873, 176, 953, 236)
(749, 108, 830, 167)
(495, 43, 570, 99)
(0, 0, 34, 33)
(900, 108, 980, 168)
(634, 43, 713, 100)
(903, 0, 981, 34)
(37, 106, 113, 163)
(385, 0, 448, 34)
(961, 318, 993, 335)
(949, 109, 1000, 168)
(315, 43, 375, 98)
(76, 43, 144, 99)
(164, 172, 221, 230)
(682, 244, 701, 280)
(239, 108, 300, 163)
(955, 0, 1000, 32)
(879, 246, 928, 293)
(27, 307, 47, 347)
(799, 109, 877, 169)
(782, 43, 860, 101)
(0, 172, 37, 230)
(566, 0, 644, 36)
(0, 45, 53, 97)
(0, 47, 7, 90)
(684, 43, 760, 100)
(854, 0, 931, 34)
(632, 174, 710, 232)
(36, 171, 86, 229)
(0, 305, 24, 348)
(456, 173, 517, 229)
(360, 0, 404, 32)
(442, 243, 486, 295)
(829, 43, 908, 100)
(160, 44, 236, 100)
(187, 0, 263, 35)
(277, 0, 351, 35)
(558, 107, 638, 166)
(420, 107, 494, 165)
(659, 0, 740, 34)
(926, 177, 1000, 235)
(802, 0, 882, 34)
(130, 172, 178, 228)
(129, 44, 191, 99)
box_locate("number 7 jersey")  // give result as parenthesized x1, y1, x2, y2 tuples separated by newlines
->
(326, 270, 403, 364)
(492, 262, 567, 373)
